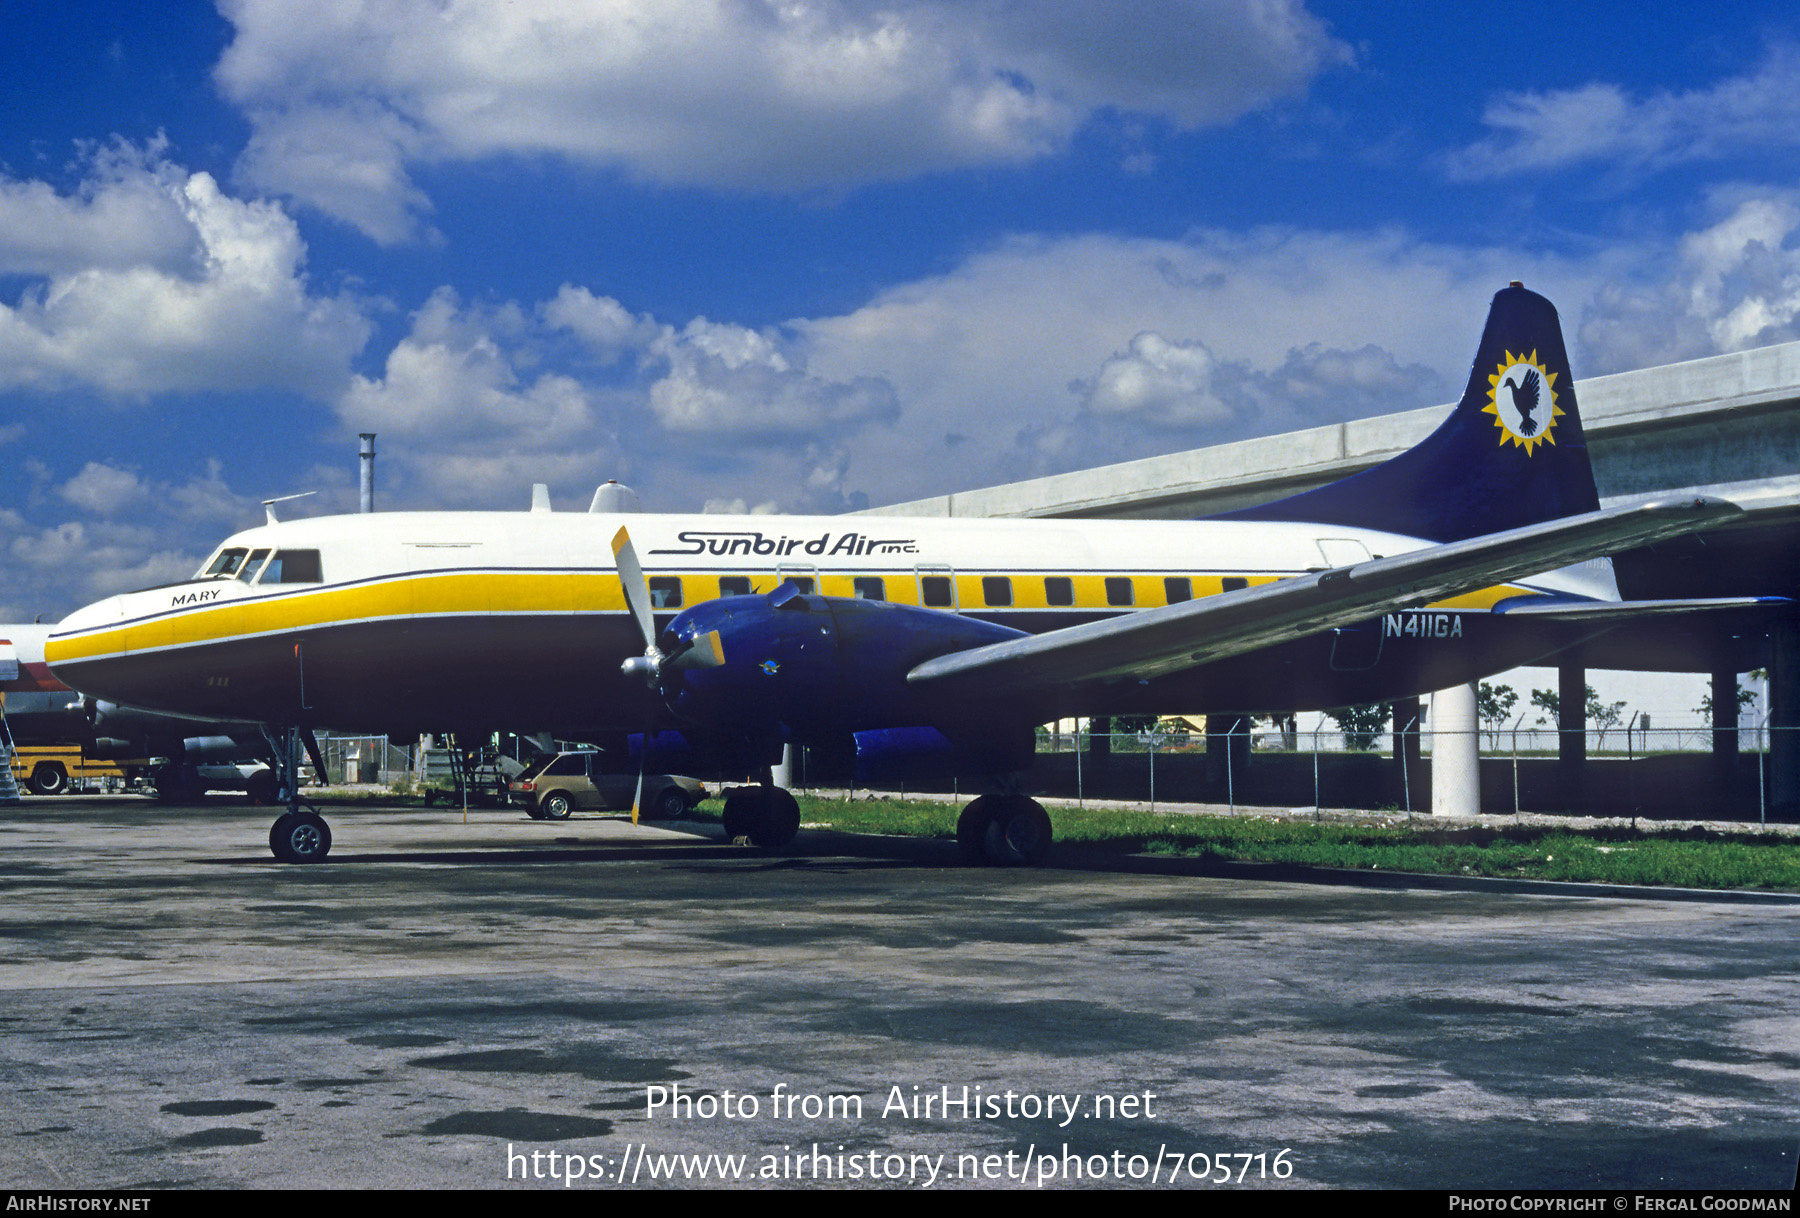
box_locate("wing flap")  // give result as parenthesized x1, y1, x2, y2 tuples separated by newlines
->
(906, 497, 1743, 693)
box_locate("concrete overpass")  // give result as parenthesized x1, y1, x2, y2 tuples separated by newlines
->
(860, 341, 1800, 817)
(865, 339, 1800, 523)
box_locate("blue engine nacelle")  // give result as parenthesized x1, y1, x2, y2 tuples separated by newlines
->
(655, 586, 1034, 773)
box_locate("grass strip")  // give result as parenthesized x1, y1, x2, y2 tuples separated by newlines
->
(764, 795, 1800, 892)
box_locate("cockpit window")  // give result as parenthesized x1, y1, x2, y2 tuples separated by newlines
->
(202, 548, 248, 578)
(264, 550, 323, 583)
(238, 549, 271, 582)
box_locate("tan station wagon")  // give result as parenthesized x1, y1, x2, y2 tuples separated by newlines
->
(508, 750, 707, 821)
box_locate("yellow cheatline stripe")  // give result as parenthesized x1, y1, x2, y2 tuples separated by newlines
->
(44, 566, 1541, 666)
(47, 570, 633, 664)
(1427, 586, 1529, 611)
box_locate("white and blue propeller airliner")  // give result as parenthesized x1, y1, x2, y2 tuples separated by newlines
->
(44, 285, 1765, 864)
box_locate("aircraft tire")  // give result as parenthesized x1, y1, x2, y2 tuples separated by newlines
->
(720, 789, 754, 841)
(29, 763, 68, 797)
(747, 788, 800, 849)
(541, 792, 573, 820)
(982, 796, 1053, 867)
(652, 786, 688, 820)
(270, 811, 332, 863)
(956, 796, 999, 865)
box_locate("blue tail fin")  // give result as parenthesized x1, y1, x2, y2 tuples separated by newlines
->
(1214, 283, 1599, 542)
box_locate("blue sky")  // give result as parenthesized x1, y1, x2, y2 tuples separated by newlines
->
(4, 0, 1800, 621)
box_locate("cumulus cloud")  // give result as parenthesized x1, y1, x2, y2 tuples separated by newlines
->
(344, 288, 596, 445)
(647, 318, 899, 440)
(1578, 192, 1800, 371)
(543, 286, 662, 364)
(214, 0, 1349, 241)
(1078, 333, 1237, 428)
(340, 283, 899, 509)
(59, 463, 149, 516)
(5, 518, 201, 606)
(1051, 333, 1445, 469)
(796, 227, 1586, 499)
(0, 137, 197, 277)
(0, 455, 264, 616)
(1448, 48, 1800, 180)
(0, 143, 370, 399)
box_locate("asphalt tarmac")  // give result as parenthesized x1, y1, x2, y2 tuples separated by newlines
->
(1, 794, 1795, 1190)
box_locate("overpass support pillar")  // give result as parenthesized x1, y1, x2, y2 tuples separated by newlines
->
(1771, 618, 1800, 820)
(1431, 683, 1480, 816)
(1711, 669, 1740, 797)
(1558, 658, 1587, 812)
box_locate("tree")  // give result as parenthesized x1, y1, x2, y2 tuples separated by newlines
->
(1590, 695, 1628, 748)
(1326, 703, 1390, 752)
(1695, 681, 1757, 723)
(1531, 683, 1628, 746)
(1476, 681, 1517, 747)
(1529, 687, 1559, 727)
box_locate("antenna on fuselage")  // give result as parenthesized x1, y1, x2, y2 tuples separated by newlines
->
(263, 491, 317, 525)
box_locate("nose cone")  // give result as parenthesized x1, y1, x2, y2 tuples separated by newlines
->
(43, 593, 136, 700)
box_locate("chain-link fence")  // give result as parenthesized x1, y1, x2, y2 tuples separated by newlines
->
(1014, 722, 1796, 821)
(315, 722, 1798, 822)
(316, 735, 414, 785)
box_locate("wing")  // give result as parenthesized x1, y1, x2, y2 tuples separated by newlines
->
(1520, 366, 1540, 409)
(906, 496, 1742, 695)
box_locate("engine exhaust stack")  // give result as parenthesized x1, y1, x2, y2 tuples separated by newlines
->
(359, 433, 376, 513)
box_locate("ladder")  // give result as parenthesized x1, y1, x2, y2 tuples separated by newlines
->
(0, 701, 21, 805)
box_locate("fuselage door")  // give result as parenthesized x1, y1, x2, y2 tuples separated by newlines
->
(1328, 622, 1384, 671)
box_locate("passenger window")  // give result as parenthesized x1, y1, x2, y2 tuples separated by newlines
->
(265, 550, 322, 583)
(921, 576, 953, 607)
(649, 577, 683, 609)
(239, 549, 271, 582)
(1222, 576, 1248, 593)
(204, 548, 248, 578)
(719, 576, 752, 597)
(982, 576, 1012, 607)
(547, 755, 587, 777)
(1044, 576, 1074, 606)
(853, 577, 886, 601)
(783, 576, 815, 595)
(1164, 576, 1191, 603)
(1105, 577, 1134, 607)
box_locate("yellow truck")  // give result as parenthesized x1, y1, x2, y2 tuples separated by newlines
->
(8, 746, 135, 795)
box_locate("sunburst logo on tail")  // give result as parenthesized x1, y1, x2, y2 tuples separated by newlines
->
(1485, 350, 1561, 453)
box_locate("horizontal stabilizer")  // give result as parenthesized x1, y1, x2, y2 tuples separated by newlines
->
(1492, 595, 1789, 621)
(908, 496, 1743, 695)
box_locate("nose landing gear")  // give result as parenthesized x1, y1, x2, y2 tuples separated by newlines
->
(266, 726, 331, 863)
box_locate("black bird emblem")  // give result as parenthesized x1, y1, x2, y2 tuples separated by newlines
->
(1502, 367, 1541, 436)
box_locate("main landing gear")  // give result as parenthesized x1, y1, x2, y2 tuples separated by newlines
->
(956, 794, 1054, 867)
(267, 726, 332, 864)
(719, 784, 801, 849)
